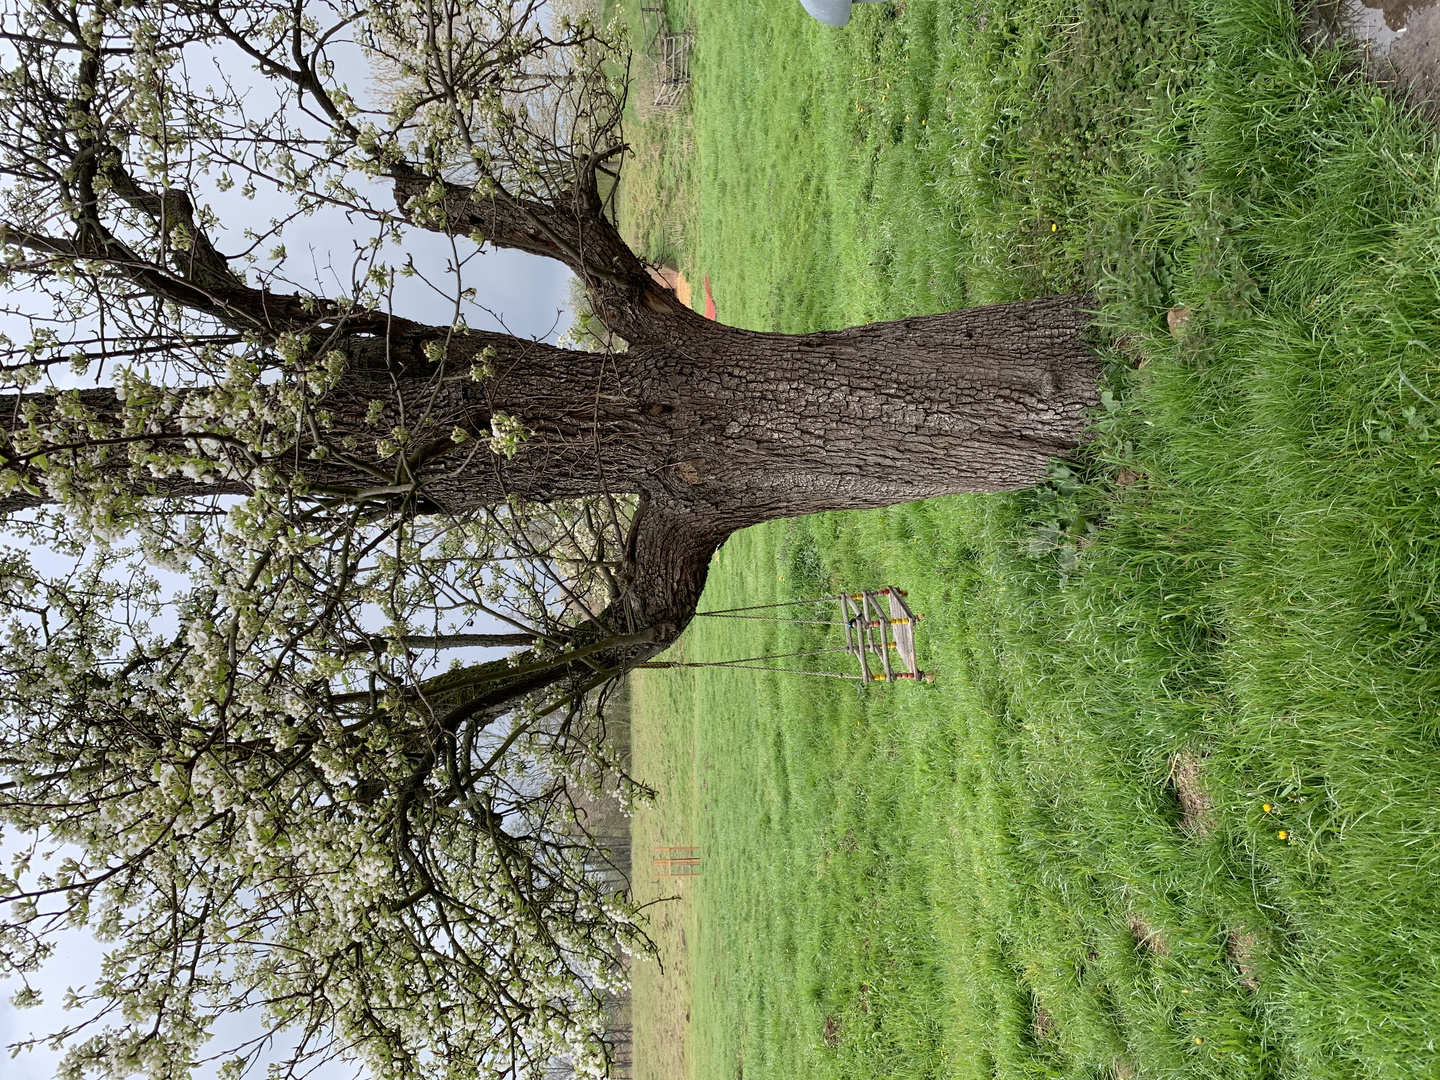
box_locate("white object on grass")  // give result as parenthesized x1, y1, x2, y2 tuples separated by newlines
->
(798, 0, 884, 28)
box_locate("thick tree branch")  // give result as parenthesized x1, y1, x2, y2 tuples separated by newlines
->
(386, 163, 698, 344)
(98, 165, 241, 292)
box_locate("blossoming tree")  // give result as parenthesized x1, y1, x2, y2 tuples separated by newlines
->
(0, 0, 1100, 1077)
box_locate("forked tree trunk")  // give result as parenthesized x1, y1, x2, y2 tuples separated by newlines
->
(510, 293, 1101, 645)
(0, 293, 1099, 713)
(413, 292, 1100, 717)
(343, 291, 1100, 721)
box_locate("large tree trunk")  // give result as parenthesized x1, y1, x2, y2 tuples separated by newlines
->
(332, 291, 1100, 723)
(470, 292, 1100, 657)
(616, 294, 1098, 511)
(0, 293, 1098, 712)
(330, 293, 1099, 513)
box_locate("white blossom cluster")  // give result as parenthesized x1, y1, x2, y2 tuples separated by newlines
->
(0, 411, 649, 1080)
(0, 422, 650, 1080)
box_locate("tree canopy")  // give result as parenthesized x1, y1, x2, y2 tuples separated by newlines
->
(0, 1, 661, 1077)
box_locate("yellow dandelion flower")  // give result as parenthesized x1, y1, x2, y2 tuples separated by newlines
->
(1051, 223, 1058, 232)
(1262, 803, 1273, 813)
(1277, 830, 1289, 840)
(1195, 1037, 1203, 1045)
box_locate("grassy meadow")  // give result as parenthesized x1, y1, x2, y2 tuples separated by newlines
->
(613, 0, 1440, 1078)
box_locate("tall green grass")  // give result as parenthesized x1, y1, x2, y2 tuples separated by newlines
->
(628, 0, 1440, 1077)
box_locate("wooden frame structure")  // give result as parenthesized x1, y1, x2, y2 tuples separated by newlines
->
(838, 588, 925, 683)
(651, 32, 693, 110)
(637, 5, 692, 109)
(638, 586, 930, 684)
(652, 846, 702, 877)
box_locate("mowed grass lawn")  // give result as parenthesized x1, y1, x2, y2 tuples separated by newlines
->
(620, 0, 1440, 1078)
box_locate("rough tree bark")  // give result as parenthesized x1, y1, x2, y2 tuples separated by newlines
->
(2, 282, 1099, 707)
